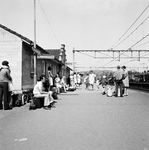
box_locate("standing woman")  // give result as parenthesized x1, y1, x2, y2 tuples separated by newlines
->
(47, 66, 53, 90)
(122, 66, 129, 96)
(54, 73, 61, 94)
(0, 61, 13, 110)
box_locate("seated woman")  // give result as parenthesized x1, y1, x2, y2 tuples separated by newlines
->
(33, 75, 54, 110)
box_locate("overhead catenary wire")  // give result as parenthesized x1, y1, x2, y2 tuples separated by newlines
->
(111, 5, 149, 49)
(113, 16, 149, 49)
(101, 6, 149, 68)
(37, 0, 60, 45)
(129, 33, 149, 49)
(133, 41, 149, 49)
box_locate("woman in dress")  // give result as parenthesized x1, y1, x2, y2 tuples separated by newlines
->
(89, 71, 96, 90)
(122, 66, 129, 96)
(47, 66, 53, 89)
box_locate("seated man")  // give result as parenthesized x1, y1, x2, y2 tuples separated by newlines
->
(33, 75, 54, 110)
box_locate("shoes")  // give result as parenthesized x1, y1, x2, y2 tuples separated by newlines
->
(43, 106, 51, 110)
(48, 104, 55, 108)
(4, 107, 12, 110)
(9, 105, 13, 109)
(102, 92, 105, 95)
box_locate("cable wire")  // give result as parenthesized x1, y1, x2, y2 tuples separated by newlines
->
(114, 16, 149, 48)
(111, 5, 149, 49)
(129, 33, 149, 49)
(38, 0, 60, 45)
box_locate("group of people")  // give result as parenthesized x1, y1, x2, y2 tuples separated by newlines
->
(101, 65, 129, 97)
(67, 72, 82, 88)
(47, 66, 67, 94)
(0, 59, 130, 111)
(113, 65, 129, 97)
(33, 66, 69, 110)
(83, 66, 129, 97)
(0, 60, 69, 110)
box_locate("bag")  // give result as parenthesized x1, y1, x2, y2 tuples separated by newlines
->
(52, 92, 58, 100)
(12, 93, 22, 107)
(107, 86, 113, 97)
(29, 99, 36, 110)
(15, 100, 22, 107)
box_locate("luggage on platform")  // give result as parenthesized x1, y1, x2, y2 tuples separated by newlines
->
(106, 86, 113, 97)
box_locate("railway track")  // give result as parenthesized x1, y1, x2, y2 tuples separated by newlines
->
(129, 82, 149, 92)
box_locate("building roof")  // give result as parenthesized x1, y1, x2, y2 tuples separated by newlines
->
(37, 55, 64, 65)
(0, 24, 48, 54)
(46, 49, 61, 60)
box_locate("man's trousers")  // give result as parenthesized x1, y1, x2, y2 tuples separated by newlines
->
(0, 82, 9, 110)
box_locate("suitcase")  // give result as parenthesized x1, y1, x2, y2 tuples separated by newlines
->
(29, 97, 44, 110)
(34, 97, 44, 108)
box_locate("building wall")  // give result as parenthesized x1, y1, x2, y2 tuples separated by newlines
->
(39, 59, 61, 78)
(22, 42, 34, 90)
(36, 59, 44, 80)
(0, 28, 22, 90)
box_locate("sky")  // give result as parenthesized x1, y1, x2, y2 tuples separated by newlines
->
(1, 0, 149, 72)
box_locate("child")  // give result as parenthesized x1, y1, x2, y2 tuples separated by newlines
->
(101, 75, 108, 95)
(96, 78, 100, 90)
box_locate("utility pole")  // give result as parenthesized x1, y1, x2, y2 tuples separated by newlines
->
(34, 0, 37, 86)
(73, 47, 75, 73)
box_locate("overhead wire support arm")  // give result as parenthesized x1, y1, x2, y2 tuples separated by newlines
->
(73, 49, 149, 53)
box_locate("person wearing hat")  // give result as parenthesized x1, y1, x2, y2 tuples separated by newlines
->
(0, 60, 13, 110)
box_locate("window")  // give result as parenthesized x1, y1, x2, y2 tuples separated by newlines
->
(42, 60, 46, 75)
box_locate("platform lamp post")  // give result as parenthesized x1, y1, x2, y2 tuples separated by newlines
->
(33, 0, 37, 86)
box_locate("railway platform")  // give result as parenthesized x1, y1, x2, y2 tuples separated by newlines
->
(0, 84, 149, 150)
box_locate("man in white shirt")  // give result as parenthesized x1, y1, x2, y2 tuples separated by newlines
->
(33, 75, 54, 110)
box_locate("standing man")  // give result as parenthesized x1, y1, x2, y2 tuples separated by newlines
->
(113, 65, 123, 97)
(0, 61, 13, 110)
